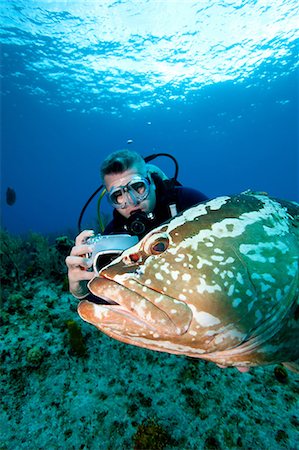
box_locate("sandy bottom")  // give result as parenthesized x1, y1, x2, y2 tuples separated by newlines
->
(1, 279, 298, 449)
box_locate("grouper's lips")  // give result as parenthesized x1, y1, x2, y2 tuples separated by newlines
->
(78, 276, 193, 337)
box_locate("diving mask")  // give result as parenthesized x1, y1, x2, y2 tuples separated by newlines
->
(107, 176, 151, 209)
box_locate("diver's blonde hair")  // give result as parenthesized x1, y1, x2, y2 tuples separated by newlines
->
(100, 150, 146, 180)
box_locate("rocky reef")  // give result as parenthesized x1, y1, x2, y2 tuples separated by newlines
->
(0, 230, 298, 449)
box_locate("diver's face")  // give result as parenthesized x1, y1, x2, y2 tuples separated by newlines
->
(104, 165, 156, 219)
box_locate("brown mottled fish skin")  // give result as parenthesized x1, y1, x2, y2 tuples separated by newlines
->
(78, 192, 299, 371)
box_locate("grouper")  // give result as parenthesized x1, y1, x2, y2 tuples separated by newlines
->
(78, 191, 299, 371)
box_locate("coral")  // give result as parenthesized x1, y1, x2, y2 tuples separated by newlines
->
(7, 292, 24, 310)
(28, 232, 66, 280)
(133, 418, 172, 450)
(55, 235, 73, 255)
(0, 229, 30, 288)
(274, 365, 288, 383)
(0, 229, 68, 287)
(204, 435, 221, 449)
(127, 392, 153, 418)
(182, 387, 209, 419)
(61, 275, 71, 292)
(275, 429, 289, 444)
(65, 320, 87, 357)
(26, 346, 44, 368)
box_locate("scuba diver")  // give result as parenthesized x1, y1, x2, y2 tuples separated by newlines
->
(65, 149, 208, 300)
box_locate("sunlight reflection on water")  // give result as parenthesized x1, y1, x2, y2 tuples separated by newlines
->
(1, 0, 298, 112)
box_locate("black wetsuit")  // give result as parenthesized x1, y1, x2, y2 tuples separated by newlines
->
(103, 174, 208, 239)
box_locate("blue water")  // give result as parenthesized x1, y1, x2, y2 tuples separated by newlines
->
(1, 0, 298, 236)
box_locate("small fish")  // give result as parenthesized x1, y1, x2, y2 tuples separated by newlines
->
(6, 187, 16, 206)
(78, 192, 299, 371)
(127, 139, 133, 144)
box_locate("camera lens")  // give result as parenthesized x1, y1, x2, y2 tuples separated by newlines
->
(130, 217, 146, 235)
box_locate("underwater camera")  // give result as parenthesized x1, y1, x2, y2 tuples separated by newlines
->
(125, 211, 155, 236)
(86, 234, 138, 275)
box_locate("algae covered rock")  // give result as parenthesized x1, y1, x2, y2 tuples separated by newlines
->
(65, 320, 87, 357)
(26, 346, 44, 368)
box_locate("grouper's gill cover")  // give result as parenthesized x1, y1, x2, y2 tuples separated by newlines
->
(78, 191, 299, 370)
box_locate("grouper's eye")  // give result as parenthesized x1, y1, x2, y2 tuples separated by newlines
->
(143, 232, 170, 255)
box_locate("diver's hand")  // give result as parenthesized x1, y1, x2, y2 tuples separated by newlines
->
(65, 230, 95, 299)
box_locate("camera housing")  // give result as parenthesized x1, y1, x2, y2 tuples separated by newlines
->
(125, 211, 155, 236)
(86, 234, 138, 275)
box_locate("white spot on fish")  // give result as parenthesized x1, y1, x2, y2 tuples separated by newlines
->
(165, 196, 230, 236)
(248, 300, 256, 311)
(182, 273, 191, 282)
(263, 224, 289, 236)
(134, 299, 147, 317)
(228, 285, 235, 296)
(233, 298, 242, 307)
(179, 294, 186, 301)
(287, 261, 298, 276)
(262, 273, 276, 283)
(93, 304, 110, 319)
(190, 306, 221, 326)
(208, 196, 231, 210)
(205, 330, 218, 337)
(161, 262, 170, 273)
(236, 273, 244, 284)
(261, 283, 271, 293)
(276, 289, 282, 300)
(211, 255, 224, 261)
(175, 254, 185, 262)
(240, 241, 289, 263)
(196, 278, 222, 294)
(155, 273, 163, 281)
(171, 270, 180, 280)
(197, 256, 213, 269)
(255, 309, 263, 322)
(221, 257, 235, 265)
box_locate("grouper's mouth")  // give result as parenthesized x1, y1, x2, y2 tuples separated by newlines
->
(77, 276, 192, 338)
(88, 295, 119, 306)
